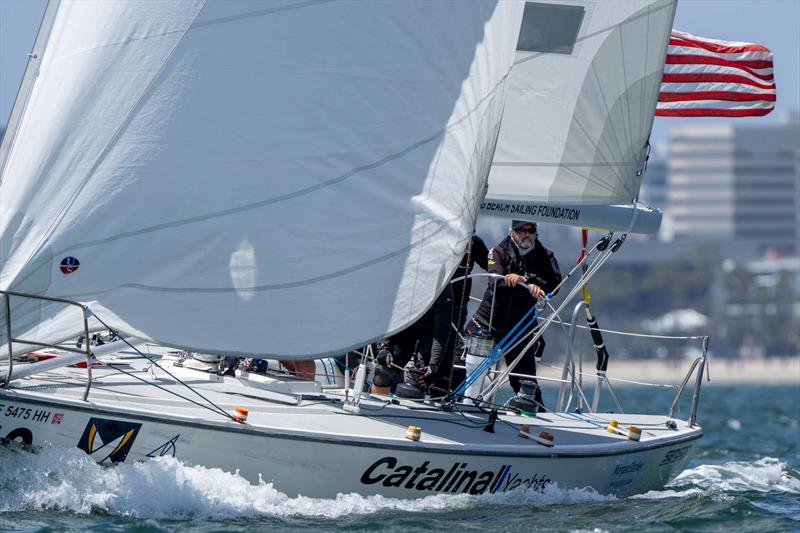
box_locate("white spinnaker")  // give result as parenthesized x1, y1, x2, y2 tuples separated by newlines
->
(483, 0, 676, 232)
(0, 0, 524, 358)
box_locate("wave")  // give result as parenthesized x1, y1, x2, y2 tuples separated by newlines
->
(636, 457, 800, 499)
(0, 444, 612, 520)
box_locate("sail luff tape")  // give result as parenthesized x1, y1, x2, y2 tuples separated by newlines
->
(232, 407, 249, 423)
(627, 426, 642, 441)
(405, 425, 422, 441)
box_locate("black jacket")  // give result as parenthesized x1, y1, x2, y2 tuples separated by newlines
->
(451, 234, 489, 312)
(388, 284, 453, 372)
(472, 235, 561, 335)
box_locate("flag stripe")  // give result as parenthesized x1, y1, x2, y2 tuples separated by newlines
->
(668, 36, 770, 54)
(658, 29, 775, 118)
(657, 99, 775, 110)
(661, 82, 775, 95)
(656, 108, 773, 117)
(667, 44, 773, 62)
(659, 91, 775, 103)
(661, 73, 775, 91)
(665, 54, 774, 72)
(664, 63, 773, 85)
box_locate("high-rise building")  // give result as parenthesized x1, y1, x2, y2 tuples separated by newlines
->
(667, 115, 800, 256)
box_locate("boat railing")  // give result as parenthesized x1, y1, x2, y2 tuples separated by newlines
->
(669, 336, 709, 427)
(0, 289, 94, 399)
(0, 290, 243, 422)
(557, 300, 710, 426)
(449, 273, 710, 425)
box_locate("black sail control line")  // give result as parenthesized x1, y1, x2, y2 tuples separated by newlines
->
(584, 304, 610, 372)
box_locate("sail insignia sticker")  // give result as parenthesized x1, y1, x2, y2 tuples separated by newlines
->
(60, 256, 80, 275)
(76, 417, 142, 463)
(146, 434, 180, 458)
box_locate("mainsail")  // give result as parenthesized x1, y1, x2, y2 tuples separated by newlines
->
(0, 1, 524, 358)
(481, 0, 677, 234)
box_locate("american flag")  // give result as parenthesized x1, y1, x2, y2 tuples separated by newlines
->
(657, 30, 775, 117)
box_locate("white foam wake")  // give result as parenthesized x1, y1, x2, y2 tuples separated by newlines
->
(636, 457, 800, 499)
(0, 445, 612, 519)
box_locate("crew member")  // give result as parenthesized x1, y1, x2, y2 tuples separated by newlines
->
(444, 233, 489, 391)
(372, 285, 453, 396)
(451, 233, 490, 329)
(280, 360, 316, 380)
(466, 220, 561, 406)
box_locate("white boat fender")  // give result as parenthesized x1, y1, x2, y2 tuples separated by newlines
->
(627, 426, 642, 441)
(405, 425, 422, 441)
(232, 407, 249, 423)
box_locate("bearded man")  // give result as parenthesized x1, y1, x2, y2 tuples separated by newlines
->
(466, 220, 561, 405)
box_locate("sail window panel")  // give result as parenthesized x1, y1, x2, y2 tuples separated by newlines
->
(516, 2, 585, 54)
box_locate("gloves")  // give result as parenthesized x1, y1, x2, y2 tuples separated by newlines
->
(417, 365, 436, 390)
(376, 344, 393, 367)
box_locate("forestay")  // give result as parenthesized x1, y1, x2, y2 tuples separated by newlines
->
(0, 1, 524, 358)
(481, 0, 676, 234)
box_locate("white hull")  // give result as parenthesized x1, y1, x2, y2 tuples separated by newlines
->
(0, 352, 700, 499)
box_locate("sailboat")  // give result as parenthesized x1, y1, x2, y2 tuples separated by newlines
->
(0, 0, 705, 499)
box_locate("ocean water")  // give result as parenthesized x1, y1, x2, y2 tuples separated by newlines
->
(1, 383, 798, 532)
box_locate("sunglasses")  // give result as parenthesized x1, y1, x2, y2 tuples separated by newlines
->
(514, 227, 537, 235)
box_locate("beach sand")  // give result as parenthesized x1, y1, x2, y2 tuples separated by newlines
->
(538, 356, 800, 385)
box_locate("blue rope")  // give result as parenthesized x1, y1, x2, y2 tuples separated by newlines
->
(454, 294, 551, 396)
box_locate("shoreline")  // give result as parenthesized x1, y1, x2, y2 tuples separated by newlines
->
(539, 356, 800, 385)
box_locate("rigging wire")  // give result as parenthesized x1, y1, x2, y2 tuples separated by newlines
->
(90, 313, 236, 421)
(479, 234, 620, 400)
(454, 232, 612, 396)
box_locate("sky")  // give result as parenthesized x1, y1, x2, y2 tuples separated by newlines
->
(1, 0, 799, 144)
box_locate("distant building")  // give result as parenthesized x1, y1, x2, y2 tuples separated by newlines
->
(666, 115, 800, 257)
